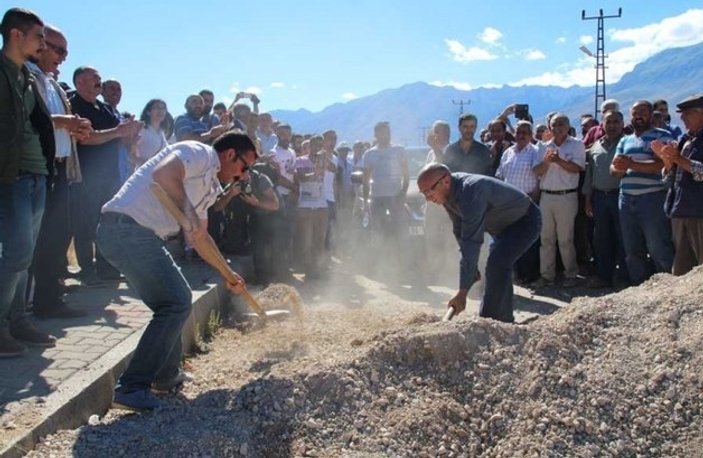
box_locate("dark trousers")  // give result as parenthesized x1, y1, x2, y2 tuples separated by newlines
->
(250, 216, 276, 284)
(514, 238, 540, 283)
(32, 163, 73, 311)
(272, 194, 296, 276)
(73, 173, 120, 278)
(481, 202, 541, 323)
(592, 190, 628, 284)
(672, 218, 703, 276)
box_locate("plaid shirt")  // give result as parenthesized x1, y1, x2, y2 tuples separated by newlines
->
(663, 132, 703, 184)
(495, 143, 540, 193)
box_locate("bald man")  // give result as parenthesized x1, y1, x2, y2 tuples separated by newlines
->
(418, 163, 541, 322)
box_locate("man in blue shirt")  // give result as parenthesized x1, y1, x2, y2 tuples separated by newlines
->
(611, 100, 675, 285)
(174, 94, 226, 143)
(418, 163, 541, 323)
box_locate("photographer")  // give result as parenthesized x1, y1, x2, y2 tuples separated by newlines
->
(211, 165, 280, 284)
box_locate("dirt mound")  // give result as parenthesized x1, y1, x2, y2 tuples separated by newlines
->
(28, 268, 703, 457)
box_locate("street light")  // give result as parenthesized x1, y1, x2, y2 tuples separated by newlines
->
(579, 45, 594, 58)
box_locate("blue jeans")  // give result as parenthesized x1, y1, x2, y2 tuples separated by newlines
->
(0, 173, 46, 329)
(482, 201, 541, 323)
(96, 215, 192, 392)
(592, 190, 628, 284)
(619, 191, 674, 285)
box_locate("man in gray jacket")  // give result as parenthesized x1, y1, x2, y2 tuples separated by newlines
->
(418, 163, 541, 323)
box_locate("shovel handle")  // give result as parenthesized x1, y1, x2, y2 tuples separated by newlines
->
(442, 306, 456, 322)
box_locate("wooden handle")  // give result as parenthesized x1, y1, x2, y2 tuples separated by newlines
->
(149, 182, 266, 318)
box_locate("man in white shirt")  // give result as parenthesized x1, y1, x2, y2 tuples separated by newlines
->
(267, 123, 297, 278)
(96, 132, 255, 411)
(532, 114, 586, 288)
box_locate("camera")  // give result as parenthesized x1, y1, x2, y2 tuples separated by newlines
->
(235, 179, 253, 197)
(515, 104, 530, 121)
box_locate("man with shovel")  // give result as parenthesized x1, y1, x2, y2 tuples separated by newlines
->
(418, 163, 541, 323)
(96, 131, 255, 411)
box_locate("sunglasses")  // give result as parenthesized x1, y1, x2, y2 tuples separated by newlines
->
(235, 155, 250, 172)
(45, 42, 68, 57)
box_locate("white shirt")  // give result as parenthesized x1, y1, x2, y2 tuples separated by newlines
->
(135, 125, 168, 161)
(323, 153, 339, 202)
(26, 63, 72, 158)
(537, 136, 586, 191)
(102, 141, 223, 240)
(269, 145, 296, 195)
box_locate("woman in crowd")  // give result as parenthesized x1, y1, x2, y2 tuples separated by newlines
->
(132, 99, 172, 169)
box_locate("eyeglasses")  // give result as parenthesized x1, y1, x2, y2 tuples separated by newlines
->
(45, 42, 68, 57)
(235, 155, 251, 172)
(420, 174, 448, 197)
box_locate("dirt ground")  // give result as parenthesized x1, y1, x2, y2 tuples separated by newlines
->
(25, 260, 703, 457)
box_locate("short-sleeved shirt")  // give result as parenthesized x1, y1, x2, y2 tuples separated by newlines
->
(537, 136, 586, 191)
(442, 140, 492, 175)
(295, 155, 327, 209)
(135, 125, 168, 162)
(495, 143, 540, 194)
(582, 136, 622, 195)
(323, 153, 339, 202)
(616, 128, 673, 196)
(269, 145, 296, 196)
(70, 93, 121, 181)
(257, 130, 278, 155)
(363, 146, 407, 198)
(174, 113, 208, 141)
(102, 141, 223, 240)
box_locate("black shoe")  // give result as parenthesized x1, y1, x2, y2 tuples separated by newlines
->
(112, 389, 164, 412)
(59, 283, 81, 294)
(34, 303, 88, 320)
(11, 323, 57, 348)
(0, 329, 28, 358)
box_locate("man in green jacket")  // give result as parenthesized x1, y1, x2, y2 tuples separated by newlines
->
(0, 7, 57, 357)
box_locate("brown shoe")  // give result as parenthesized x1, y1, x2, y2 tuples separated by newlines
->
(0, 328, 28, 357)
(11, 323, 57, 348)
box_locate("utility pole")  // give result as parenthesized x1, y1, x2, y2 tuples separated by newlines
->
(581, 8, 622, 121)
(418, 126, 429, 146)
(452, 99, 471, 116)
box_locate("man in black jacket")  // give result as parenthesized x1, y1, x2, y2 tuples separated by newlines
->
(0, 8, 58, 357)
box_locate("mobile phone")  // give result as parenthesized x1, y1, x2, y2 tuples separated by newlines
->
(515, 104, 529, 120)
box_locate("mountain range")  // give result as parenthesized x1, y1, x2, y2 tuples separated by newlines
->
(271, 41, 703, 145)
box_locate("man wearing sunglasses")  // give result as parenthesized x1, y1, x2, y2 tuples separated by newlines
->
(418, 163, 541, 323)
(27, 24, 93, 320)
(96, 132, 256, 411)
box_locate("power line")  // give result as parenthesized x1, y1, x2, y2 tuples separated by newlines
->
(581, 8, 622, 121)
(452, 99, 471, 116)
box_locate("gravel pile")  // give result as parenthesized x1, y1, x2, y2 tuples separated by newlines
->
(27, 268, 703, 457)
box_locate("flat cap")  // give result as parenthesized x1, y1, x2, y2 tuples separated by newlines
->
(676, 94, 703, 112)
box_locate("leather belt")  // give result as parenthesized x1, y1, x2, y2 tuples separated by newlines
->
(594, 189, 619, 195)
(542, 188, 577, 195)
(100, 212, 138, 225)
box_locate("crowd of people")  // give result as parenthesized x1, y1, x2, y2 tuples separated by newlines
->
(2, 7, 703, 410)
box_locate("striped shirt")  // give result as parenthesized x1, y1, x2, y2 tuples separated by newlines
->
(174, 113, 208, 141)
(495, 143, 540, 193)
(616, 128, 673, 195)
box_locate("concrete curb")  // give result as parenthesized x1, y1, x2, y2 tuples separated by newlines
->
(0, 275, 235, 458)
